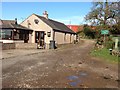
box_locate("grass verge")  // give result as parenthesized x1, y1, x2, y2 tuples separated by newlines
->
(90, 48, 119, 63)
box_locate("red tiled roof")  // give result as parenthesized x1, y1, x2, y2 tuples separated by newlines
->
(67, 25, 83, 33)
(67, 25, 97, 33)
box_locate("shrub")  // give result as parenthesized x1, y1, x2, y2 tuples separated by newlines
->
(105, 40, 114, 49)
(83, 27, 96, 39)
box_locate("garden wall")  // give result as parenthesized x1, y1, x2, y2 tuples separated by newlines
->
(0, 42, 37, 50)
(1, 42, 15, 50)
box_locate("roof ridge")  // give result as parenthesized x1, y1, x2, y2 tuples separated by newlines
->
(34, 14, 45, 19)
(34, 14, 60, 30)
(49, 19, 66, 25)
(34, 14, 64, 25)
(33, 13, 75, 34)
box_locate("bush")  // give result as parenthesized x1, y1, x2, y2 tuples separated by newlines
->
(105, 40, 114, 49)
(83, 27, 96, 39)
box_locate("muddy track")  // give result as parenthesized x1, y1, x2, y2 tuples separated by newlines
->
(2, 39, 119, 88)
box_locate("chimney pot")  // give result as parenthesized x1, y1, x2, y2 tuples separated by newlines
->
(43, 11, 48, 19)
(15, 18, 17, 24)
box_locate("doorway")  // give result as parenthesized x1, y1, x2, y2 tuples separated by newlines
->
(35, 31, 45, 48)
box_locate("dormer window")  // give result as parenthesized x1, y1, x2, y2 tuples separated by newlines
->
(34, 19, 39, 24)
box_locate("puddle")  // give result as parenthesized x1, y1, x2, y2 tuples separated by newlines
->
(67, 72, 87, 87)
(69, 82, 77, 86)
(69, 80, 82, 87)
(67, 75, 79, 81)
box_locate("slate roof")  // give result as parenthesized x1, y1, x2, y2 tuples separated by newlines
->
(0, 20, 33, 31)
(34, 14, 76, 34)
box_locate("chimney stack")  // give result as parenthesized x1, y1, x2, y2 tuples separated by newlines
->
(43, 11, 48, 19)
(15, 18, 17, 24)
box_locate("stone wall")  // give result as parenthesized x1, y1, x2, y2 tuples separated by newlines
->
(1, 43, 15, 50)
(1, 42, 37, 50)
(15, 43, 37, 49)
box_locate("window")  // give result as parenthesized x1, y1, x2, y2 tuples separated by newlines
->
(34, 19, 39, 24)
(1, 29, 12, 39)
(41, 32, 44, 39)
(47, 32, 51, 37)
(14, 30, 20, 40)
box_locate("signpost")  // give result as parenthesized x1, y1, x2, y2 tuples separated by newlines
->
(101, 30, 109, 35)
(101, 30, 109, 45)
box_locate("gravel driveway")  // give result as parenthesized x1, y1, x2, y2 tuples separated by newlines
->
(2, 39, 119, 88)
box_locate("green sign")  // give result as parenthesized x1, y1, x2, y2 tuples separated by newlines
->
(101, 30, 109, 35)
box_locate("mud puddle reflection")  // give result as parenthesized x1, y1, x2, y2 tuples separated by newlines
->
(67, 71, 88, 87)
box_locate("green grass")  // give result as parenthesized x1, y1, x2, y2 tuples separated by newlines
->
(90, 48, 119, 63)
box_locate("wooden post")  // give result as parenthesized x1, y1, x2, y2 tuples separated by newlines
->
(104, 34, 106, 46)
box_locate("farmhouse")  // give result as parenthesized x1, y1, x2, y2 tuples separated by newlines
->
(20, 11, 76, 49)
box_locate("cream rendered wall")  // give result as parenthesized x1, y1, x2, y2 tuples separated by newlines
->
(20, 14, 76, 49)
(28, 32, 32, 43)
(66, 34, 70, 44)
(54, 32, 65, 44)
(20, 14, 53, 44)
(71, 34, 75, 43)
(55, 32, 75, 44)
(74, 35, 77, 41)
